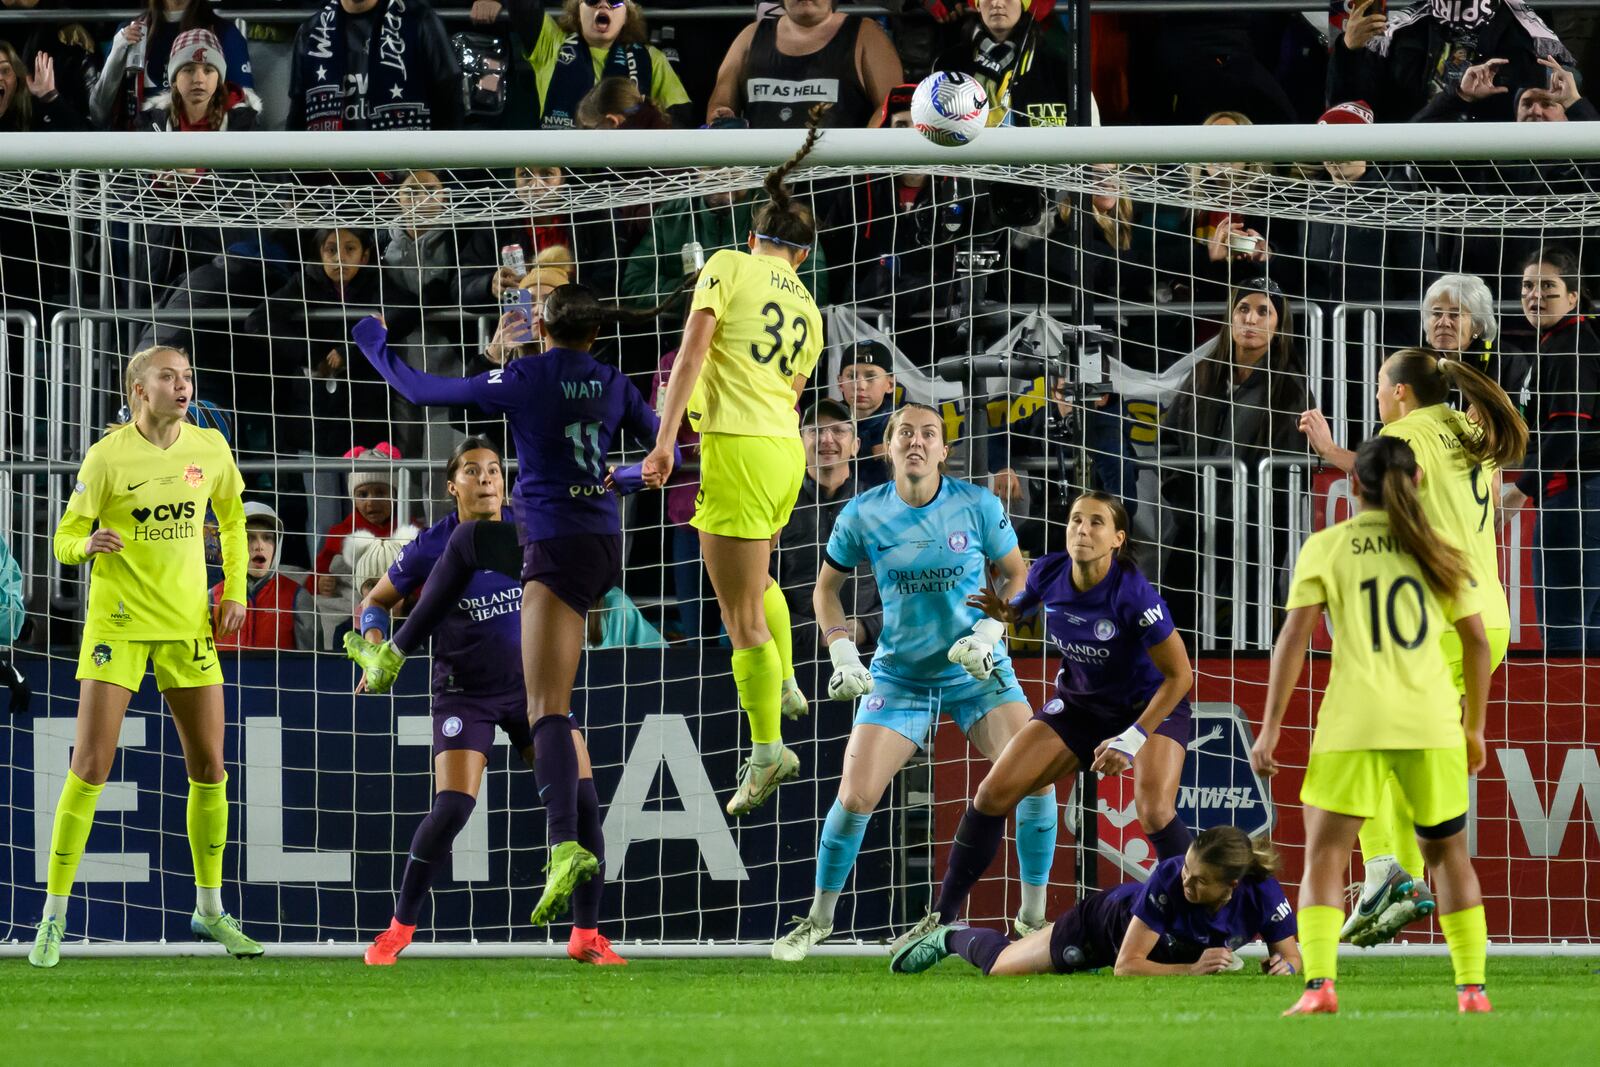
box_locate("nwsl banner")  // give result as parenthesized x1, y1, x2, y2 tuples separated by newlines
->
(938, 656, 1600, 943)
(0, 651, 893, 944)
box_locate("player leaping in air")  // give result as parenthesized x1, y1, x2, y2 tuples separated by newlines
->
(34, 345, 261, 967)
(351, 284, 671, 932)
(1254, 436, 1493, 1015)
(892, 825, 1300, 980)
(891, 490, 1196, 954)
(773, 403, 1054, 961)
(641, 109, 827, 816)
(1299, 350, 1524, 947)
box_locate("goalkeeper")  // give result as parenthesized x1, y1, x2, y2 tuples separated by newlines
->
(773, 404, 1053, 962)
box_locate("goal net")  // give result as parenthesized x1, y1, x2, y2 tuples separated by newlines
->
(1, 125, 1596, 952)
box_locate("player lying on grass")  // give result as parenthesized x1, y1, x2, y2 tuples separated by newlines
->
(772, 403, 1053, 961)
(353, 284, 669, 931)
(891, 825, 1300, 978)
(35, 345, 261, 967)
(891, 490, 1194, 954)
(346, 438, 624, 966)
(1254, 436, 1493, 1016)
(1300, 347, 1525, 948)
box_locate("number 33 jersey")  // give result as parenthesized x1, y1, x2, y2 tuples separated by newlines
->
(688, 248, 823, 437)
(1286, 510, 1481, 754)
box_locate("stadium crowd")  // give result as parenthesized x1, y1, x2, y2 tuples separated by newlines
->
(3, 0, 1600, 656)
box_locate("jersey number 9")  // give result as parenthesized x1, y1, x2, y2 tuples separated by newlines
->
(1359, 576, 1428, 652)
(750, 301, 809, 378)
(1470, 464, 1490, 533)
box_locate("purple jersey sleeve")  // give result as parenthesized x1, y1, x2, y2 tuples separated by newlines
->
(387, 517, 451, 597)
(354, 317, 481, 407)
(1125, 569, 1177, 649)
(1255, 877, 1297, 944)
(977, 487, 1018, 561)
(1012, 551, 1062, 619)
(1130, 858, 1182, 936)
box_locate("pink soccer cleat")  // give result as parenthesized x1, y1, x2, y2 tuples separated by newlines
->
(568, 928, 628, 966)
(1457, 984, 1493, 1013)
(1283, 979, 1339, 1016)
(364, 918, 415, 966)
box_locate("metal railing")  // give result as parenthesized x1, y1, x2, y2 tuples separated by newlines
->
(1256, 454, 1314, 645)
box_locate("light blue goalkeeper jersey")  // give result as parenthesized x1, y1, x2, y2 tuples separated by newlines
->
(824, 476, 1017, 686)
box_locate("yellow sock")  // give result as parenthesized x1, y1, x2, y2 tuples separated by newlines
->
(1381, 774, 1426, 878)
(46, 770, 105, 897)
(762, 580, 794, 682)
(187, 775, 229, 891)
(1439, 905, 1487, 986)
(1298, 905, 1343, 983)
(731, 640, 782, 745)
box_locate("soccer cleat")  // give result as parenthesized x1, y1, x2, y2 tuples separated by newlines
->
(890, 922, 956, 974)
(725, 747, 800, 816)
(888, 910, 944, 958)
(780, 678, 809, 721)
(191, 911, 265, 958)
(568, 928, 628, 966)
(343, 632, 406, 695)
(772, 916, 832, 962)
(1353, 878, 1436, 948)
(1013, 913, 1048, 938)
(1341, 865, 1415, 944)
(28, 918, 64, 968)
(530, 841, 599, 926)
(364, 918, 415, 966)
(1457, 984, 1492, 1013)
(1282, 979, 1339, 1016)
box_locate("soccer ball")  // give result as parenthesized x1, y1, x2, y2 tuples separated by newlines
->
(910, 71, 990, 148)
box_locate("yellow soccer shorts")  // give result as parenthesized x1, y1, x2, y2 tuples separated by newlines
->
(691, 432, 806, 540)
(1302, 745, 1469, 832)
(77, 635, 220, 692)
(1439, 626, 1511, 697)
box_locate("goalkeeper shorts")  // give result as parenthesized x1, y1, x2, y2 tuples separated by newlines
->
(854, 665, 1026, 752)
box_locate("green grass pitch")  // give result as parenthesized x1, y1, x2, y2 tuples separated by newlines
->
(3, 956, 1594, 1065)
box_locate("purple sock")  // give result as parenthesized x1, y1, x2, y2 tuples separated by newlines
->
(934, 806, 1007, 924)
(392, 521, 519, 656)
(570, 775, 605, 931)
(533, 715, 580, 844)
(947, 926, 1010, 975)
(1146, 816, 1194, 861)
(394, 789, 476, 926)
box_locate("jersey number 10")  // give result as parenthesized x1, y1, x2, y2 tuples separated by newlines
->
(750, 301, 810, 378)
(1358, 576, 1429, 652)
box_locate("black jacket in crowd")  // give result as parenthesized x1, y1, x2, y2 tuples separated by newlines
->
(1515, 313, 1600, 502)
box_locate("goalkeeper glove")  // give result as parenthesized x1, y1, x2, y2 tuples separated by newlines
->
(947, 618, 1005, 681)
(826, 639, 874, 701)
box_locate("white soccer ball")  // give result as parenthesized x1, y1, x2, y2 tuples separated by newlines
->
(910, 71, 990, 148)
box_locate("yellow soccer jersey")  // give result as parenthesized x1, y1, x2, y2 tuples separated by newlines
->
(687, 248, 823, 436)
(1286, 510, 1478, 754)
(55, 422, 246, 641)
(1381, 403, 1509, 630)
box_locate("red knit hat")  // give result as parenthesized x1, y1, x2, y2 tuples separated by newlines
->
(1318, 100, 1374, 125)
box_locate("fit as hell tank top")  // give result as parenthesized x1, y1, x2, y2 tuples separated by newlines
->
(740, 14, 873, 129)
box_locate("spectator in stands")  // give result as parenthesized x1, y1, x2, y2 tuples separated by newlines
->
(708, 0, 903, 129)
(1421, 273, 1530, 405)
(1148, 7, 1297, 124)
(93, 0, 255, 131)
(775, 399, 881, 668)
(136, 29, 260, 131)
(1501, 246, 1600, 654)
(330, 527, 418, 648)
(649, 345, 708, 642)
(506, 0, 692, 129)
(473, 166, 575, 306)
(586, 587, 668, 649)
(484, 247, 573, 365)
(574, 74, 673, 130)
(0, 1, 100, 127)
(211, 501, 315, 650)
(1513, 59, 1597, 122)
(313, 442, 406, 598)
(933, 0, 1077, 128)
(836, 342, 895, 488)
(1161, 277, 1310, 645)
(1179, 111, 1284, 302)
(1293, 101, 1423, 307)
(0, 39, 87, 130)
(1332, 0, 1573, 124)
(287, 0, 460, 132)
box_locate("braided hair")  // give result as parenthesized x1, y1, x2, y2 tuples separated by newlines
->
(750, 104, 827, 253)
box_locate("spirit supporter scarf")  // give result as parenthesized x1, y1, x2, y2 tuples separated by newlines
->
(300, 0, 432, 131)
(541, 33, 652, 129)
(1371, 0, 1568, 61)
(969, 13, 1038, 117)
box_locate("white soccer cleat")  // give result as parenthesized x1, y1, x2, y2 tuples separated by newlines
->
(726, 747, 801, 816)
(1013, 913, 1048, 938)
(889, 910, 944, 957)
(771, 916, 832, 962)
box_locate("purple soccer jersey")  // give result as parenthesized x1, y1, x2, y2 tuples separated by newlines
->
(388, 509, 523, 698)
(1014, 555, 1177, 710)
(1068, 855, 1296, 968)
(354, 318, 659, 542)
